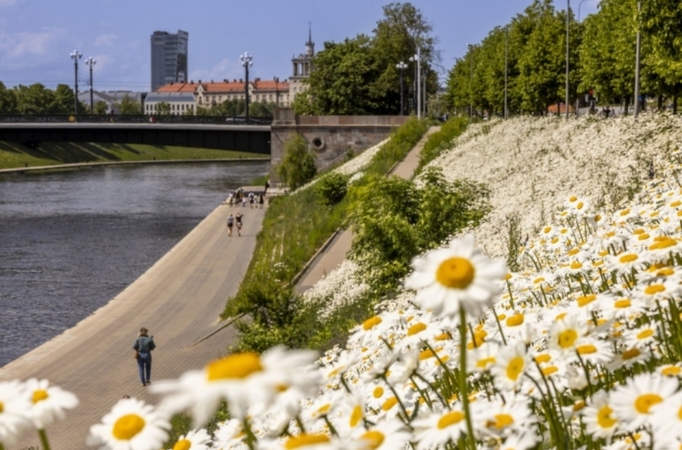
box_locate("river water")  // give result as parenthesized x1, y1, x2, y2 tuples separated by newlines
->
(0, 161, 269, 367)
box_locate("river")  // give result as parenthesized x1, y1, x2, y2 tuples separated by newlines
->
(0, 161, 269, 367)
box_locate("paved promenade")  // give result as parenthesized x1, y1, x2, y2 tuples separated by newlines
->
(0, 202, 265, 449)
(294, 126, 440, 293)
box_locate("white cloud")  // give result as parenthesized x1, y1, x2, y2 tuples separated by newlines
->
(94, 34, 118, 47)
(189, 58, 243, 83)
(0, 28, 66, 58)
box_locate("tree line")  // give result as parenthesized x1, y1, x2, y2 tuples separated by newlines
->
(446, 0, 682, 116)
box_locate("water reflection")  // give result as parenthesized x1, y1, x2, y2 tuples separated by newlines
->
(0, 162, 269, 367)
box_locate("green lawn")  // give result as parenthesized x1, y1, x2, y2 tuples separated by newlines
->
(0, 141, 268, 169)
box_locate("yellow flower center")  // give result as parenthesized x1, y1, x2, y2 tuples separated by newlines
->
(32, 389, 49, 404)
(615, 299, 631, 308)
(622, 348, 640, 360)
(112, 414, 146, 440)
(437, 411, 465, 429)
(363, 316, 382, 330)
(382, 397, 398, 411)
(207, 353, 263, 381)
(644, 284, 665, 295)
(372, 387, 384, 398)
(316, 404, 331, 415)
(662, 366, 682, 376)
(506, 313, 524, 327)
(634, 394, 663, 414)
(558, 329, 578, 349)
(534, 354, 551, 364)
(671, 201, 681, 207)
(419, 349, 437, 360)
(569, 196, 577, 202)
(173, 440, 191, 450)
(407, 322, 427, 336)
(436, 257, 475, 289)
(493, 413, 514, 429)
(620, 209, 630, 216)
(638, 233, 650, 241)
(577, 295, 596, 307)
(649, 237, 677, 250)
(349, 405, 363, 428)
(637, 329, 654, 340)
(619, 254, 638, 263)
(285, 434, 331, 449)
(435, 332, 451, 341)
(360, 431, 385, 449)
(577, 344, 597, 354)
(476, 356, 496, 369)
(657, 267, 675, 276)
(576, 202, 584, 210)
(0, 401, 3, 413)
(597, 406, 616, 428)
(506, 357, 525, 381)
(678, 406, 682, 421)
(570, 261, 583, 270)
(542, 366, 559, 376)
(543, 226, 552, 234)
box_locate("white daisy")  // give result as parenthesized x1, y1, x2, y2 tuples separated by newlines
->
(610, 373, 679, 431)
(582, 391, 619, 441)
(87, 397, 170, 450)
(0, 380, 32, 447)
(405, 234, 507, 321)
(23, 378, 79, 430)
(170, 428, 212, 450)
(412, 405, 469, 449)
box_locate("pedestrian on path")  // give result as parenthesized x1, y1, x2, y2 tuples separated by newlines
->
(133, 327, 156, 386)
(227, 213, 234, 236)
(235, 212, 243, 236)
(259, 193, 264, 208)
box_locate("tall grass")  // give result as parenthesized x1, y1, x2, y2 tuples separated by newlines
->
(415, 116, 469, 173)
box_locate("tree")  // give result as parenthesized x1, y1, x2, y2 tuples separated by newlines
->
(117, 95, 141, 115)
(13, 83, 54, 115)
(50, 84, 77, 114)
(94, 100, 109, 115)
(249, 101, 276, 118)
(276, 134, 317, 190)
(154, 102, 171, 116)
(0, 82, 17, 114)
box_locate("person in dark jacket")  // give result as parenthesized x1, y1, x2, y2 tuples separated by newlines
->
(133, 327, 156, 386)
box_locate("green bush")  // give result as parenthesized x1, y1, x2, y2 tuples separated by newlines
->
(316, 172, 350, 205)
(349, 167, 490, 293)
(416, 116, 469, 173)
(275, 134, 317, 190)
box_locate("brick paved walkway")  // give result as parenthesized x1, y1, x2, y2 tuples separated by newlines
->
(0, 202, 265, 449)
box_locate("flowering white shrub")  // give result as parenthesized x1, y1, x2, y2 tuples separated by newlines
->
(302, 259, 369, 317)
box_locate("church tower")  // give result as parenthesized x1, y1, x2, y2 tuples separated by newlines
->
(289, 23, 315, 102)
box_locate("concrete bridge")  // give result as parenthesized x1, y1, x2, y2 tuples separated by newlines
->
(0, 110, 409, 167)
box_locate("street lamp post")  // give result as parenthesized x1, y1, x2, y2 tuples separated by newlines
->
(467, 44, 473, 122)
(396, 61, 407, 115)
(274, 76, 280, 109)
(634, 0, 642, 119)
(85, 57, 96, 115)
(566, 0, 570, 120)
(70, 50, 82, 117)
(240, 52, 253, 123)
(504, 28, 509, 119)
(409, 52, 422, 118)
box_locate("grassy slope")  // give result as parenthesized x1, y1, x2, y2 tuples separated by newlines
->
(0, 141, 268, 169)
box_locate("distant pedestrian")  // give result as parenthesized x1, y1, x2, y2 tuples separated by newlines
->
(235, 212, 243, 236)
(649, 162, 655, 180)
(259, 193, 264, 208)
(133, 327, 156, 386)
(242, 196, 247, 207)
(264, 180, 270, 196)
(249, 192, 255, 208)
(227, 213, 234, 236)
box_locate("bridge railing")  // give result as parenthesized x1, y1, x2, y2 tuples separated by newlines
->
(0, 115, 273, 125)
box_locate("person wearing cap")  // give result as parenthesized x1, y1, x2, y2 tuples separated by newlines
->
(132, 327, 156, 386)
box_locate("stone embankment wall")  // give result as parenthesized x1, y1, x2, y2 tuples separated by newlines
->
(270, 109, 408, 174)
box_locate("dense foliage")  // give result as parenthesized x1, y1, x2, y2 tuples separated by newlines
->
(293, 2, 438, 115)
(447, 0, 682, 116)
(416, 115, 470, 172)
(275, 134, 317, 190)
(315, 172, 350, 206)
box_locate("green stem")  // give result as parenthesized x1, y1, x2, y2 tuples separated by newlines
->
(459, 309, 476, 450)
(38, 429, 51, 450)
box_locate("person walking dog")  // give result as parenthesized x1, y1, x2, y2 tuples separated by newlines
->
(133, 327, 156, 386)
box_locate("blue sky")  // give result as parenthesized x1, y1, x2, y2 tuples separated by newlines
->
(0, 0, 599, 92)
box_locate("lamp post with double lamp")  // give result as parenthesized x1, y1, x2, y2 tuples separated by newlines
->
(634, 0, 642, 119)
(240, 52, 253, 123)
(504, 27, 509, 119)
(396, 61, 407, 115)
(575, 0, 590, 117)
(565, 0, 571, 120)
(410, 47, 422, 119)
(85, 57, 96, 115)
(70, 50, 82, 117)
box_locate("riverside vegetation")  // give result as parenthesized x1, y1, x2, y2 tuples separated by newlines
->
(0, 141, 267, 170)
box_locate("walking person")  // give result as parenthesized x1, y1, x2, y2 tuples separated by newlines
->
(235, 212, 243, 236)
(259, 193, 264, 209)
(249, 192, 255, 208)
(133, 327, 156, 386)
(227, 213, 234, 236)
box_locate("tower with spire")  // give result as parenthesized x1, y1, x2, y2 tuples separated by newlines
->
(289, 23, 315, 102)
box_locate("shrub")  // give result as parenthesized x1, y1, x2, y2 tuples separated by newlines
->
(275, 133, 317, 190)
(315, 172, 350, 206)
(416, 116, 469, 173)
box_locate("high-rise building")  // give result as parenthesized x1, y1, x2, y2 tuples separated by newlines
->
(150, 30, 188, 92)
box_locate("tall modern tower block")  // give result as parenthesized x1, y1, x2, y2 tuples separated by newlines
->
(151, 30, 188, 92)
